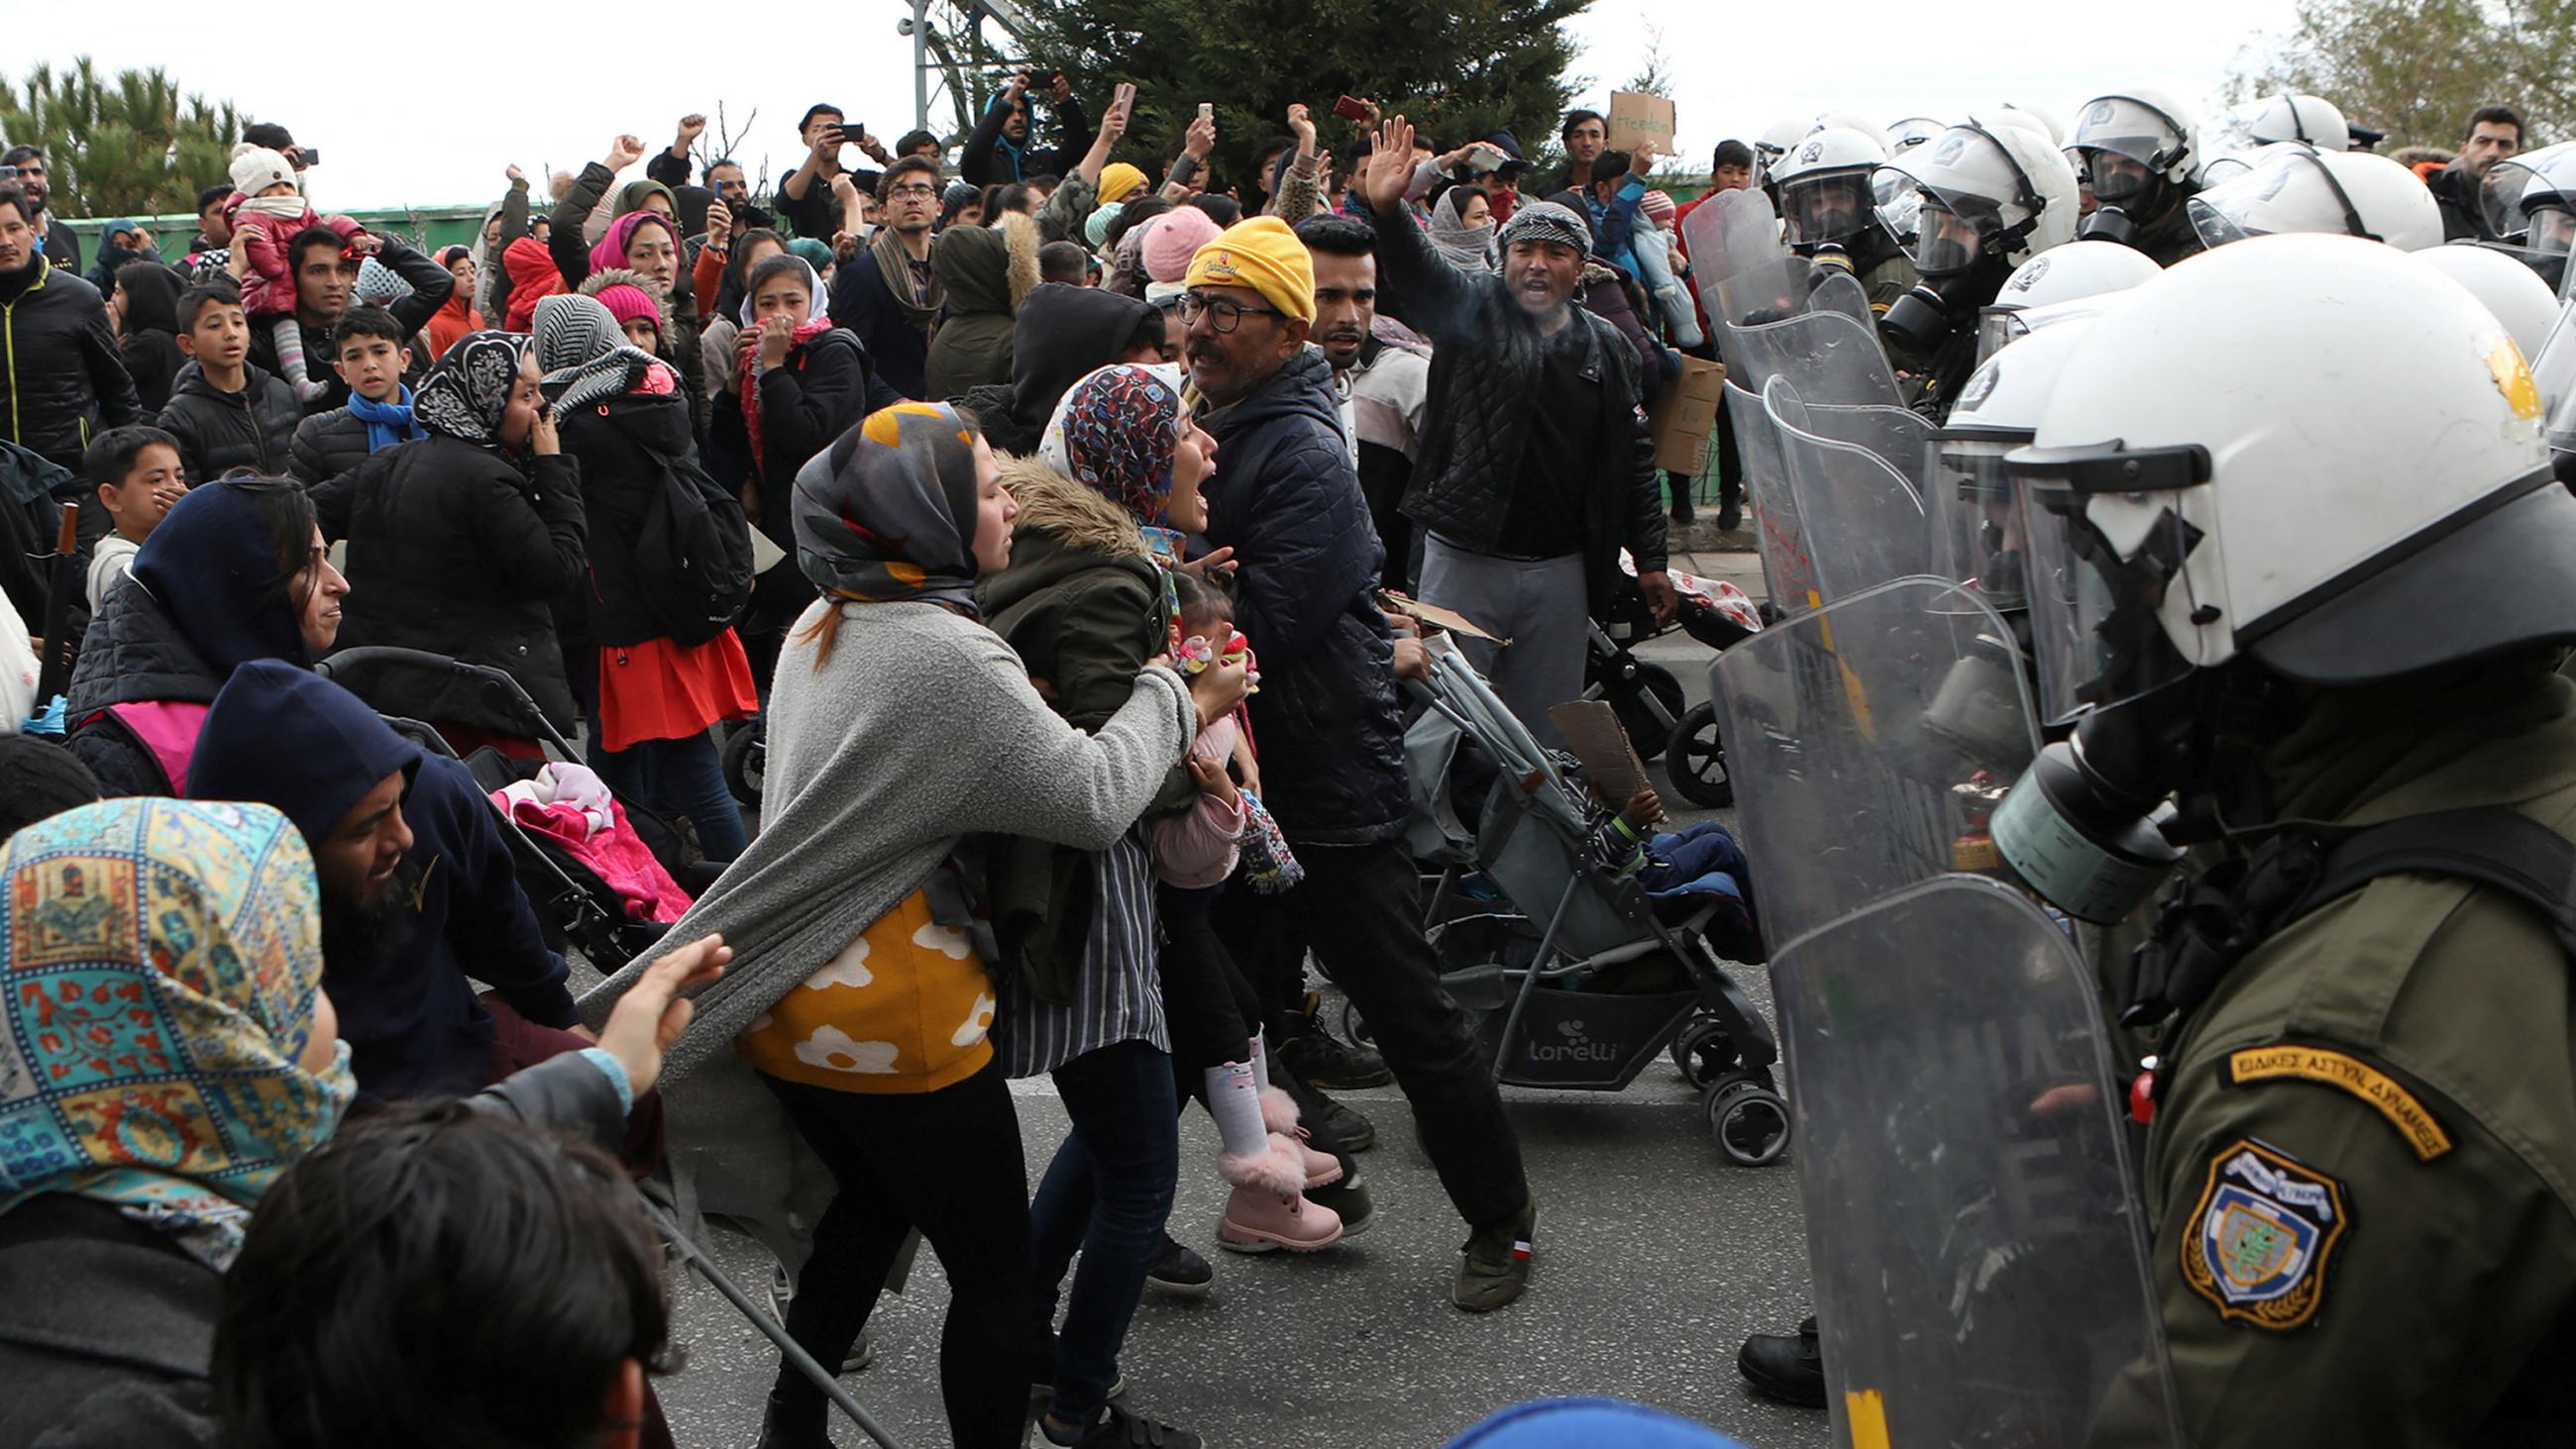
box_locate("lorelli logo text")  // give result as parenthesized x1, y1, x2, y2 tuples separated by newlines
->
(1527, 1018, 1619, 1064)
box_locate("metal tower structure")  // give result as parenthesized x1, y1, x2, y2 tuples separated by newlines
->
(897, 0, 1035, 144)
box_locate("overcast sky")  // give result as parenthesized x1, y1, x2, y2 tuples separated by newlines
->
(12, 0, 2305, 212)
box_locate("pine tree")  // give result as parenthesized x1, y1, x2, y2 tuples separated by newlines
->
(1021, 0, 1593, 191)
(1, 58, 247, 218)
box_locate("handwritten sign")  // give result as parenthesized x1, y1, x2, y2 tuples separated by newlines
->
(1608, 91, 1677, 155)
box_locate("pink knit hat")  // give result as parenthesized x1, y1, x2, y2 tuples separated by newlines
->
(593, 283, 661, 337)
(1142, 207, 1226, 285)
(1639, 190, 1678, 226)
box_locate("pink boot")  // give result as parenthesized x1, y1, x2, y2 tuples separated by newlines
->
(1218, 1138, 1346, 1254)
(1257, 1086, 1343, 1189)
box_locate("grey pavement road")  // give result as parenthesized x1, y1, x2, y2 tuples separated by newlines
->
(651, 547, 1834, 1449)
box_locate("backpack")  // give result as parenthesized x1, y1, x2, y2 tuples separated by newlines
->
(634, 445, 756, 647)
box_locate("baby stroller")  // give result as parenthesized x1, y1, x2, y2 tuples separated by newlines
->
(314, 647, 717, 966)
(1585, 555, 1765, 809)
(1395, 632, 1788, 1166)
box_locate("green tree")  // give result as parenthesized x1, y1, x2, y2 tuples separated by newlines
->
(1021, 0, 1591, 191)
(2228, 0, 2575, 152)
(1, 58, 246, 219)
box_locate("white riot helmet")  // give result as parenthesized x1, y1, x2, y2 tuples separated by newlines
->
(1772, 127, 1892, 254)
(1812, 109, 1880, 139)
(1992, 103, 2067, 148)
(2240, 92, 2351, 149)
(1975, 241, 2162, 360)
(1885, 117, 1946, 155)
(1877, 119, 2079, 356)
(1990, 235, 2573, 920)
(2188, 144, 2444, 252)
(2414, 244, 2564, 357)
(2480, 140, 2576, 254)
(2069, 90, 2200, 249)
(1928, 317, 2099, 614)
(2197, 153, 2255, 187)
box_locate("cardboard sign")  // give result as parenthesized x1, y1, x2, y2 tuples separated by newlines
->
(1382, 591, 1508, 643)
(1549, 700, 1651, 805)
(1608, 91, 1677, 155)
(1648, 357, 1727, 475)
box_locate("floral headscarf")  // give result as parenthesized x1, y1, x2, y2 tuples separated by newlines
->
(795, 402, 988, 616)
(413, 331, 528, 450)
(0, 798, 355, 1270)
(1040, 362, 1187, 543)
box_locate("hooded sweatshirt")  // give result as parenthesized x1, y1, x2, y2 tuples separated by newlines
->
(953, 284, 1160, 456)
(503, 238, 565, 332)
(187, 660, 580, 1099)
(921, 214, 1039, 399)
(113, 262, 188, 414)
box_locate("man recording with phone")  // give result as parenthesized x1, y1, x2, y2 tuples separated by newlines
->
(777, 103, 889, 244)
(962, 69, 1091, 187)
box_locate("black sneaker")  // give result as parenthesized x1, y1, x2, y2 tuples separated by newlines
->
(1278, 1029, 1392, 1090)
(1715, 504, 1743, 533)
(1452, 1197, 1535, 1312)
(1306, 1169, 1373, 1238)
(1042, 1405, 1201, 1448)
(1737, 1315, 1826, 1407)
(1029, 1327, 1126, 1401)
(1144, 1234, 1213, 1297)
(1309, 1090, 1377, 1153)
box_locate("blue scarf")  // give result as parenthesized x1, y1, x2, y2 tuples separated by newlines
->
(348, 386, 425, 454)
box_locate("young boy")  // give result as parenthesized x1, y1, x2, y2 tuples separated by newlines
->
(82, 425, 188, 611)
(154, 281, 301, 483)
(289, 306, 423, 485)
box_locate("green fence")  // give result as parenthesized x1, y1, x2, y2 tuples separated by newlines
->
(56, 203, 495, 264)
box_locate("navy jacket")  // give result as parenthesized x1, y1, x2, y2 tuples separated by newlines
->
(1200, 349, 1410, 846)
(830, 249, 934, 401)
(188, 661, 579, 1099)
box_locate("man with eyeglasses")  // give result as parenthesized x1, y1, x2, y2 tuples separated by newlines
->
(1, 148, 82, 277)
(1184, 214, 1542, 1314)
(830, 156, 946, 399)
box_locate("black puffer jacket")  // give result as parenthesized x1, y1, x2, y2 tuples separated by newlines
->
(313, 435, 587, 733)
(557, 381, 747, 647)
(62, 576, 229, 796)
(155, 361, 299, 481)
(1364, 199, 1666, 610)
(286, 404, 375, 485)
(0, 257, 143, 471)
(1200, 348, 1410, 847)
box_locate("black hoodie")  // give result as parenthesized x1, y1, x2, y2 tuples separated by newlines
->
(556, 381, 749, 647)
(112, 262, 186, 415)
(954, 282, 1160, 456)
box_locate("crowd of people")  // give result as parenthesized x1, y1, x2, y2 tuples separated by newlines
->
(0, 60, 2573, 1449)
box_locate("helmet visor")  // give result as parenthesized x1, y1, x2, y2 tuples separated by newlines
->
(1880, 127, 2039, 271)
(1927, 439, 2030, 613)
(2188, 148, 2364, 250)
(1903, 192, 2001, 274)
(1781, 170, 1878, 248)
(2069, 97, 2185, 179)
(2009, 451, 2211, 724)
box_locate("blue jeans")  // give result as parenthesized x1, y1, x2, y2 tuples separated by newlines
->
(1029, 1037, 1180, 1423)
(591, 729, 747, 862)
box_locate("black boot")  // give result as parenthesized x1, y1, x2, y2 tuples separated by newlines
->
(753, 1390, 835, 1449)
(1737, 1315, 1826, 1407)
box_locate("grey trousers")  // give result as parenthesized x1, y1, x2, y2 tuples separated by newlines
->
(1418, 534, 1588, 750)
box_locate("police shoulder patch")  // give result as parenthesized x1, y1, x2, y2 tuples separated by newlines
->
(2182, 1138, 2350, 1331)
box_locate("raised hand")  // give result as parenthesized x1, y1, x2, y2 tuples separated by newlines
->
(606, 134, 647, 170)
(1359, 116, 1417, 214)
(1287, 102, 1317, 155)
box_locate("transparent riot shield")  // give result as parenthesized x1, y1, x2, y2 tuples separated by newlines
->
(1780, 396, 1932, 487)
(1733, 378, 1818, 615)
(1725, 306, 1905, 409)
(1766, 377, 1929, 606)
(1680, 185, 1801, 338)
(1709, 578, 2179, 1445)
(1710, 577, 2033, 948)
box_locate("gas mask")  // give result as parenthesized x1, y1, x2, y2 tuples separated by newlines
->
(1882, 262, 2008, 358)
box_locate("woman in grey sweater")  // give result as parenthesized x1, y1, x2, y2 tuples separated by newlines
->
(587, 400, 1242, 1449)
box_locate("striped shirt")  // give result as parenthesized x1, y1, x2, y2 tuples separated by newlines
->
(997, 826, 1169, 1077)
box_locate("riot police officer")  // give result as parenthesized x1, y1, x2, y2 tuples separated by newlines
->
(1987, 233, 2576, 1444)
(1769, 127, 1919, 316)
(2067, 90, 2205, 264)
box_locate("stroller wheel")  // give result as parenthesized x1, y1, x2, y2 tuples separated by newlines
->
(1705, 1074, 1790, 1167)
(721, 723, 765, 808)
(1665, 702, 1734, 808)
(1669, 1016, 1739, 1087)
(1339, 998, 1374, 1050)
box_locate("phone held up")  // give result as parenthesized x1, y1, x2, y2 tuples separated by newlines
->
(1333, 95, 1370, 123)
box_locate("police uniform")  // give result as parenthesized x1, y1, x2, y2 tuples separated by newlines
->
(2102, 665, 2576, 1443)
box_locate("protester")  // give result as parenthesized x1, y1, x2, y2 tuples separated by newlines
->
(535, 292, 757, 861)
(965, 73, 1091, 187)
(3, 145, 83, 273)
(112, 261, 188, 414)
(425, 245, 484, 358)
(1295, 215, 1432, 591)
(952, 281, 1164, 456)
(64, 474, 346, 794)
(831, 157, 945, 399)
(313, 332, 587, 755)
(924, 212, 1040, 397)
(81, 424, 187, 612)
(0, 794, 724, 1449)
(0, 182, 141, 472)
(155, 280, 301, 481)
(84, 218, 158, 294)
(2426, 103, 2525, 241)
(503, 233, 566, 331)
(245, 223, 452, 416)
(1182, 214, 1539, 1310)
(777, 105, 890, 244)
(1358, 120, 1670, 746)
(582, 399, 1225, 1449)
(187, 662, 589, 1099)
(288, 306, 424, 485)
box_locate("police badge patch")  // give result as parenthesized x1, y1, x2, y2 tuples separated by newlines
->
(2182, 1139, 2349, 1331)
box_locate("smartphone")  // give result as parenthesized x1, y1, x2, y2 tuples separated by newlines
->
(1027, 68, 1060, 89)
(1333, 95, 1370, 123)
(295, 145, 322, 166)
(1198, 102, 1215, 125)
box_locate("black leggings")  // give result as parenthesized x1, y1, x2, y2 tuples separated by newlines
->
(1157, 881, 1266, 1085)
(759, 1064, 1031, 1449)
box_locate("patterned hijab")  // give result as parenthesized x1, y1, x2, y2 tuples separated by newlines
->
(0, 798, 355, 1271)
(794, 401, 988, 616)
(413, 331, 529, 450)
(1041, 362, 1189, 564)
(533, 293, 659, 415)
